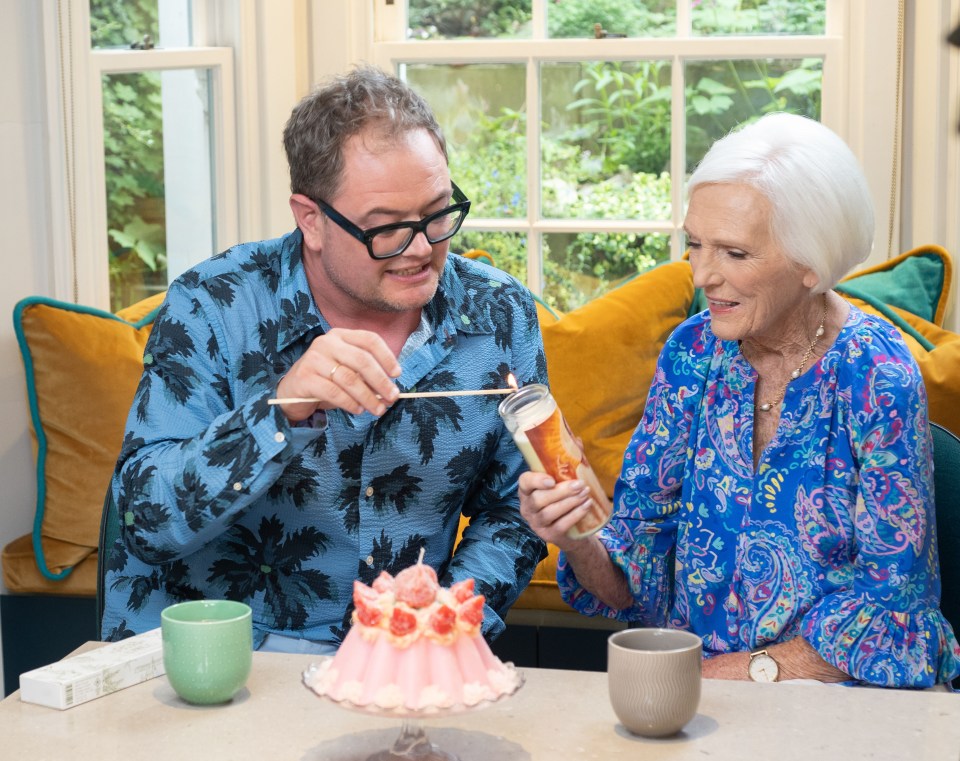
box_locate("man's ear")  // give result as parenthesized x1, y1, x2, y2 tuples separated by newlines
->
(290, 194, 323, 250)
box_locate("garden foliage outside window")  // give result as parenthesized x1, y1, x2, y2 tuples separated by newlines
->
(391, 0, 827, 311)
(91, 0, 220, 312)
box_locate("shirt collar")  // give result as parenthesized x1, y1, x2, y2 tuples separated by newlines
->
(424, 255, 500, 349)
(277, 229, 327, 353)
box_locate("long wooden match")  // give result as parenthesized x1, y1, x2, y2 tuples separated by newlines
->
(268, 387, 516, 405)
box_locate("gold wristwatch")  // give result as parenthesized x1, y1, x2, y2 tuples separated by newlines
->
(748, 649, 780, 682)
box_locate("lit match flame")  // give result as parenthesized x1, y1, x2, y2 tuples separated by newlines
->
(506, 373, 519, 392)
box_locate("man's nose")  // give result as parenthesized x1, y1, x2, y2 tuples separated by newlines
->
(405, 229, 433, 256)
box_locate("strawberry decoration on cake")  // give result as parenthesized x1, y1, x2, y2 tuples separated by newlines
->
(303, 556, 521, 713)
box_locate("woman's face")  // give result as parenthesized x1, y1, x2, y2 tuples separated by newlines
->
(684, 183, 819, 345)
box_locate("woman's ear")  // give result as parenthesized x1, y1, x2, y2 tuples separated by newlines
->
(290, 194, 323, 250)
(801, 267, 820, 290)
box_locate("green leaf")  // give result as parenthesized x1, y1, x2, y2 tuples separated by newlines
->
(695, 77, 735, 96)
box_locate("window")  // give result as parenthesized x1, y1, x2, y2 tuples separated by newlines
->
(49, 0, 236, 310)
(371, 0, 853, 312)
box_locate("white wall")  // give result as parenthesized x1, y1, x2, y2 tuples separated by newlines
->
(0, 0, 57, 691)
(0, 1, 51, 535)
(903, 0, 960, 332)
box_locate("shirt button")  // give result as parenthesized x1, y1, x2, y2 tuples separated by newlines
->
(365, 555, 374, 567)
(274, 432, 285, 443)
(233, 482, 243, 491)
(365, 486, 374, 498)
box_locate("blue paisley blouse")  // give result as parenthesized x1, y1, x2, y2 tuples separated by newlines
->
(101, 230, 547, 646)
(559, 305, 960, 687)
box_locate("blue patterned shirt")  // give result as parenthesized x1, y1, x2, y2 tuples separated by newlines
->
(559, 305, 960, 687)
(102, 229, 547, 646)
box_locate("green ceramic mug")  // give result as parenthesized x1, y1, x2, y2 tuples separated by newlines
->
(161, 599, 253, 705)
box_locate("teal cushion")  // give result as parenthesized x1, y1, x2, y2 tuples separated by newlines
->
(931, 422, 960, 638)
(836, 247, 950, 325)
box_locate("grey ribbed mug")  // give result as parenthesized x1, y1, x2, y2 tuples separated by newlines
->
(607, 627, 702, 737)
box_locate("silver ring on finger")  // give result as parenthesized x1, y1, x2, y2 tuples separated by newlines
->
(329, 364, 341, 380)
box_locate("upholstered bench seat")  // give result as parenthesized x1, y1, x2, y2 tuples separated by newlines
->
(2, 246, 959, 689)
(1, 534, 97, 596)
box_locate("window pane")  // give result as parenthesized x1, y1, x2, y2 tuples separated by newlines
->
(543, 232, 670, 312)
(404, 63, 527, 218)
(453, 231, 528, 285)
(542, 61, 672, 219)
(548, 0, 676, 39)
(407, 0, 532, 40)
(102, 68, 215, 311)
(691, 0, 826, 36)
(91, 0, 193, 49)
(685, 58, 823, 172)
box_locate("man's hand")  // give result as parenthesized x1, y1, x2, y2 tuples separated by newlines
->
(275, 328, 402, 422)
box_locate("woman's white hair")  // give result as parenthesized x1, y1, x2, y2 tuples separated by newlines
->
(687, 113, 874, 292)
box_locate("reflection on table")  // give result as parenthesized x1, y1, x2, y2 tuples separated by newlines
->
(1, 647, 958, 760)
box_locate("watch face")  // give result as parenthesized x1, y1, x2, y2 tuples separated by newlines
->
(748, 653, 779, 682)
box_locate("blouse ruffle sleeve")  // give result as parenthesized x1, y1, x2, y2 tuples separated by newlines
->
(802, 595, 960, 687)
(801, 319, 960, 687)
(558, 516, 678, 623)
(558, 316, 710, 623)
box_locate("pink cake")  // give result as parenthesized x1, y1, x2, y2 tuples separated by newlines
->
(304, 562, 521, 712)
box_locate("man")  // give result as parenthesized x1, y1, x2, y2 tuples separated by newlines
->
(101, 66, 547, 651)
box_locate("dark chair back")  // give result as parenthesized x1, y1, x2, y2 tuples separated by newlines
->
(95, 487, 121, 637)
(932, 422, 960, 638)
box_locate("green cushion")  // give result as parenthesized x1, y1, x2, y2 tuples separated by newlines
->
(836, 245, 952, 326)
(931, 423, 960, 637)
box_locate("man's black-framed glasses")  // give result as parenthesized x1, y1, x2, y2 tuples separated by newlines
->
(314, 182, 471, 260)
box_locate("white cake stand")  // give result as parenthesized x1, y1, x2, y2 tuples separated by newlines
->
(302, 660, 524, 761)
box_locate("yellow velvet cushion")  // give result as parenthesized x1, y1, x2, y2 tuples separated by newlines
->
(0, 534, 98, 596)
(541, 261, 695, 498)
(455, 261, 694, 613)
(511, 263, 694, 614)
(10, 293, 165, 584)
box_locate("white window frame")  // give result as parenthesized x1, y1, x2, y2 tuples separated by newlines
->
(352, 0, 901, 298)
(42, 1, 238, 310)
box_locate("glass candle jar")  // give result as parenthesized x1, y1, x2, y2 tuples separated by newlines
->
(498, 384, 612, 538)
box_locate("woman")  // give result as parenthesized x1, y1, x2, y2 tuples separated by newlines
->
(520, 113, 960, 687)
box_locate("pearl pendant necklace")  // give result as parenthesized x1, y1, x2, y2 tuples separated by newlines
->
(755, 296, 828, 413)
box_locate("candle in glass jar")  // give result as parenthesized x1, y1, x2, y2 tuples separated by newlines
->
(498, 384, 612, 538)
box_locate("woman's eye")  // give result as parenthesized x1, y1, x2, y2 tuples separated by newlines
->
(727, 250, 747, 259)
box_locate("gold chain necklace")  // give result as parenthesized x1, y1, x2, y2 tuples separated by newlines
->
(754, 296, 828, 413)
